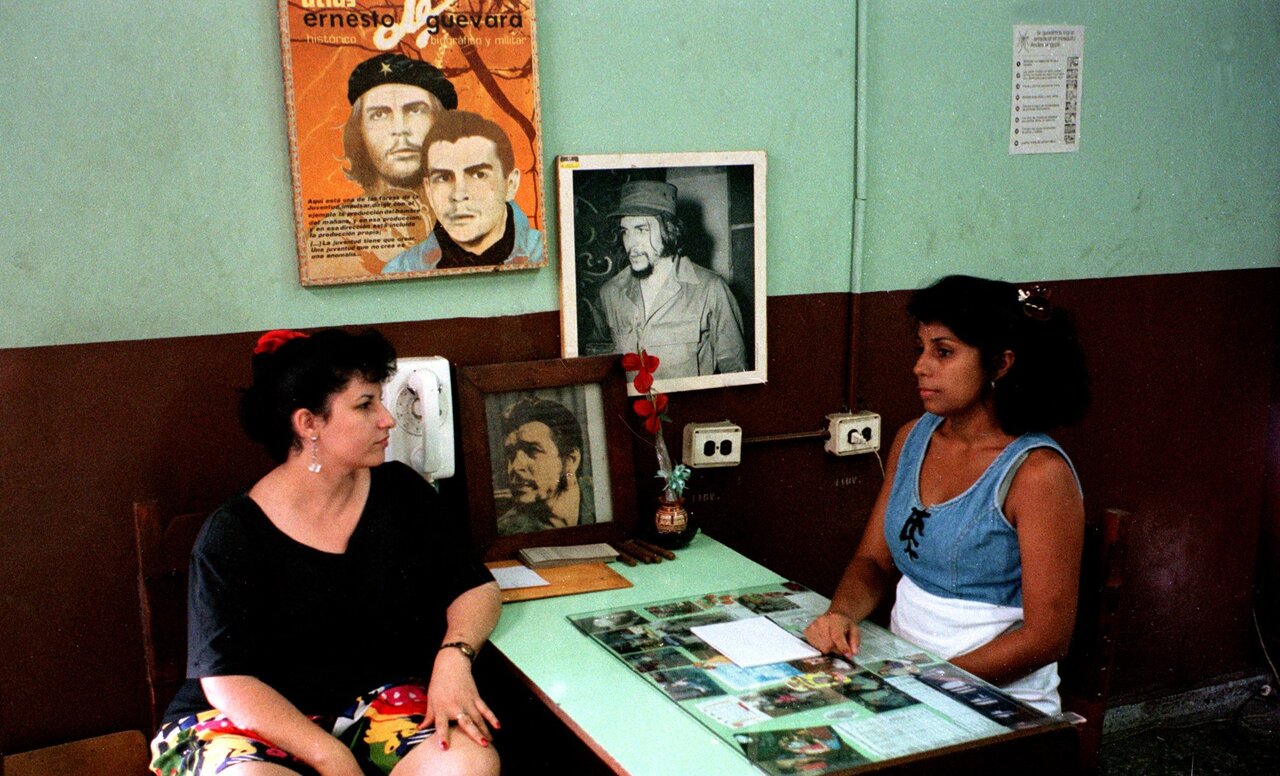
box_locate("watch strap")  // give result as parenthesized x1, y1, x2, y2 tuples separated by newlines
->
(440, 640, 476, 661)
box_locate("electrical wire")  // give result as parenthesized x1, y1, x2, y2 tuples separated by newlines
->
(1252, 606, 1280, 688)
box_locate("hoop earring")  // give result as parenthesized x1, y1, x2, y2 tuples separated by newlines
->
(308, 435, 322, 474)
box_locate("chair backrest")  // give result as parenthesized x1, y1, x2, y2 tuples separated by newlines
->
(133, 499, 208, 730)
(1060, 506, 1131, 773)
(3, 731, 150, 776)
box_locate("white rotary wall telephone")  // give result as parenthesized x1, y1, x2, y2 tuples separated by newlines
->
(381, 356, 455, 482)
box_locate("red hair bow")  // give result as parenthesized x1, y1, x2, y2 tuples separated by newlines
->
(254, 329, 309, 355)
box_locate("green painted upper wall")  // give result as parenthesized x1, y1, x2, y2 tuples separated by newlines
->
(860, 0, 1280, 292)
(0, 1, 855, 348)
(1, 1, 1276, 348)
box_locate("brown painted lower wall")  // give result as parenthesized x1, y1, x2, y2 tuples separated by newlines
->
(1261, 312, 1280, 674)
(1, 269, 1276, 752)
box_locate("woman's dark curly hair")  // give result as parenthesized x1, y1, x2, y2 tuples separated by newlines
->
(907, 275, 1090, 435)
(239, 329, 397, 462)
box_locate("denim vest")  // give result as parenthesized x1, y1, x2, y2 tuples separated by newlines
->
(884, 413, 1079, 608)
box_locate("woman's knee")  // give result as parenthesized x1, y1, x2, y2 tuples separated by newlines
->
(393, 733, 500, 776)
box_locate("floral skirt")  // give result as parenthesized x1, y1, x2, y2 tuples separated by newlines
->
(149, 682, 433, 775)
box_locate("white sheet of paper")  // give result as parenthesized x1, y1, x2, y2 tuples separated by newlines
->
(490, 565, 550, 590)
(691, 616, 821, 668)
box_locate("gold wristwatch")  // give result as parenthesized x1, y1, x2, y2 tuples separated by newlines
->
(440, 641, 476, 662)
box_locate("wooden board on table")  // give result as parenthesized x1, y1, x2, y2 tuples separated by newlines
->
(487, 560, 632, 603)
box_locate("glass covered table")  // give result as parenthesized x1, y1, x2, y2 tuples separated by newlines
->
(488, 534, 1076, 775)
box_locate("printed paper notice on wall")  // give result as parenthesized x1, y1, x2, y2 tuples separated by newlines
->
(1010, 25, 1084, 155)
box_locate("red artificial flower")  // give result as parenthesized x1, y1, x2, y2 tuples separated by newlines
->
(623, 350, 661, 393)
(621, 350, 660, 374)
(633, 393, 669, 434)
(254, 329, 309, 355)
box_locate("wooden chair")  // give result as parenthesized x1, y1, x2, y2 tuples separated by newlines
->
(2, 731, 150, 776)
(133, 499, 208, 731)
(1060, 507, 1132, 774)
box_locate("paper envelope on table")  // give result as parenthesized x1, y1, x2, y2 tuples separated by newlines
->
(691, 616, 821, 668)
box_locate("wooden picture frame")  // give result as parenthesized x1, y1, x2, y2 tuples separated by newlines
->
(557, 150, 767, 394)
(457, 355, 636, 561)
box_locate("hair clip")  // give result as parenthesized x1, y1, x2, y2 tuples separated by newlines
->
(254, 329, 309, 355)
(1017, 286, 1053, 321)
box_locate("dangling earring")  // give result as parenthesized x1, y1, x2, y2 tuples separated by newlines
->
(308, 435, 322, 474)
(990, 380, 997, 391)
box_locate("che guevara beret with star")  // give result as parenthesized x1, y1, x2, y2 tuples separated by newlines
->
(347, 52, 457, 109)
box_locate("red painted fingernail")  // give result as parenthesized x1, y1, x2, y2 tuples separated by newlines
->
(480, 738, 489, 747)
(440, 739, 449, 751)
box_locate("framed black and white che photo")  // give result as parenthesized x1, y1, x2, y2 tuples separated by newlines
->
(457, 355, 636, 560)
(557, 151, 767, 394)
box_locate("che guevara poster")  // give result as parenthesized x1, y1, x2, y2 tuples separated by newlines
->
(278, 0, 545, 285)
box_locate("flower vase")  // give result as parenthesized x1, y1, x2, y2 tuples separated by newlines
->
(654, 492, 688, 533)
(647, 429, 698, 548)
(650, 490, 698, 549)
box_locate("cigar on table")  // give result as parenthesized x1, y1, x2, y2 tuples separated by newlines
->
(631, 538, 677, 560)
(611, 545, 638, 566)
(622, 540, 661, 564)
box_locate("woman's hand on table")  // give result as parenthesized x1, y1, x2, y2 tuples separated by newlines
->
(424, 648, 499, 750)
(804, 610, 861, 658)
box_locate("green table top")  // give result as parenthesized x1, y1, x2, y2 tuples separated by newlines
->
(490, 533, 783, 774)
(488, 533, 1065, 775)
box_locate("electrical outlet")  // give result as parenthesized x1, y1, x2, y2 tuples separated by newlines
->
(824, 411, 881, 456)
(682, 421, 742, 468)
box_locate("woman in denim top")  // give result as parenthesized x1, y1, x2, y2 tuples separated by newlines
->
(805, 276, 1090, 714)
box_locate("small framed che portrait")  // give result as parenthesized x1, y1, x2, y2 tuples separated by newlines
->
(557, 151, 767, 394)
(457, 355, 636, 560)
